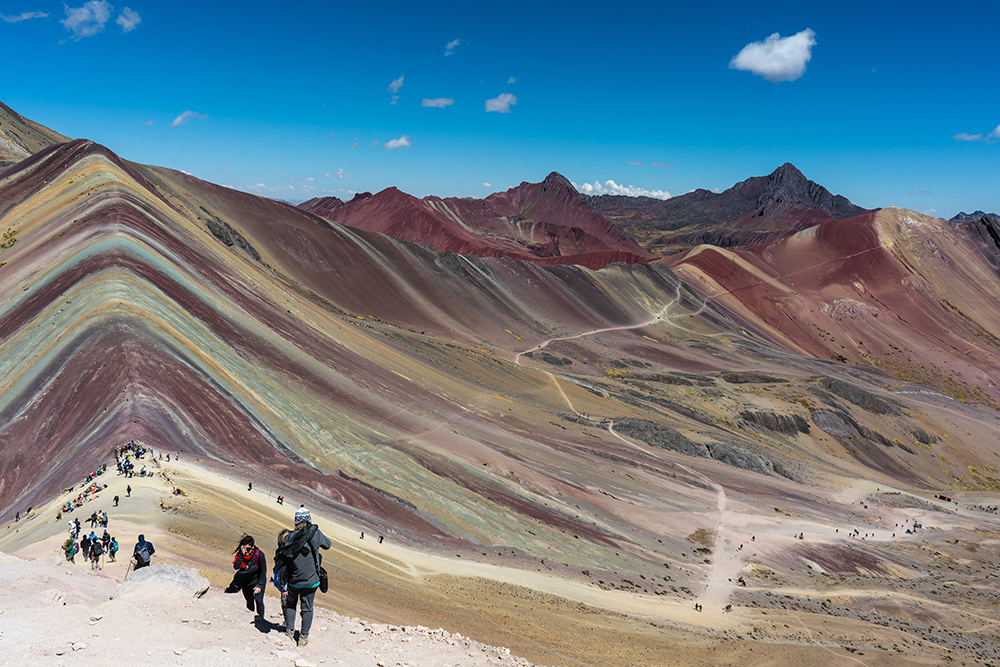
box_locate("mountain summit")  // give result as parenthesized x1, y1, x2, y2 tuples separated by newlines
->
(588, 163, 871, 254)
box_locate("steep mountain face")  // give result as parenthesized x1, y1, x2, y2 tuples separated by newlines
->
(299, 172, 654, 270)
(589, 163, 872, 255)
(0, 102, 69, 171)
(950, 212, 1000, 275)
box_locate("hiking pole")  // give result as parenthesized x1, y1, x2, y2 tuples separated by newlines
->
(125, 557, 134, 579)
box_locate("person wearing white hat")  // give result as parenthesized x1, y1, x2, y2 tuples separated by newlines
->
(274, 505, 331, 647)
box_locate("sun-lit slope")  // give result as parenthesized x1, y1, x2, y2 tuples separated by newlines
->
(0, 139, 791, 569)
(667, 208, 1000, 409)
(5, 136, 1000, 616)
(0, 101, 69, 171)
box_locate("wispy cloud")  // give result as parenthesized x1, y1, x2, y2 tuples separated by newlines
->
(651, 162, 672, 167)
(507, 76, 516, 84)
(953, 132, 983, 142)
(171, 110, 207, 127)
(422, 98, 454, 108)
(571, 179, 671, 200)
(485, 93, 517, 113)
(370, 140, 380, 147)
(324, 169, 350, 179)
(61, 1, 112, 39)
(481, 182, 492, 187)
(385, 135, 411, 150)
(350, 142, 360, 149)
(116, 6, 140, 32)
(390, 95, 399, 105)
(1, 10, 48, 22)
(990, 124, 1000, 140)
(219, 166, 228, 171)
(627, 161, 643, 166)
(730, 28, 816, 83)
(909, 190, 930, 195)
(144, 120, 154, 126)
(387, 76, 404, 94)
(444, 38, 460, 56)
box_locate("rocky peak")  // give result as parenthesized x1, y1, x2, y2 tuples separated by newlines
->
(540, 171, 576, 195)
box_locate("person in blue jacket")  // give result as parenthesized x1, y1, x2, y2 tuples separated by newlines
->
(273, 506, 331, 647)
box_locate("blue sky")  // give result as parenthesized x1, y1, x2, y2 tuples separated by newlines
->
(3, 1, 999, 216)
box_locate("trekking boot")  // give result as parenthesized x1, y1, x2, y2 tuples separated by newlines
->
(298, 635, 308, 647)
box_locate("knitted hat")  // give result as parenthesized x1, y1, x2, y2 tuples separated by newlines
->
(294, 506, 311, 525)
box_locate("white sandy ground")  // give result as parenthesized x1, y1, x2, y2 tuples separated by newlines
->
(2, 453, 995, 666)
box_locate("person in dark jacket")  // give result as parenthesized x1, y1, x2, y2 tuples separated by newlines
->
(133, 534, 155, 569)
(226, 535, 267, 619)
(275, 506, 331, 647)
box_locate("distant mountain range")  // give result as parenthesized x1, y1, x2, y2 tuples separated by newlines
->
(301, 164, 877, 267)
(300, 172, 654, 270)
(587, 163, 872, 255)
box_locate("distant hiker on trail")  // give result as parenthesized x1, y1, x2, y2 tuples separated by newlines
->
(133, 534, 155, 569)
(109, 537, 119, 562)
(126, 485, 131, 497)
(272, 506, 331, 647)
(226, 535, 267, 622)
(248, 481, 252, 491)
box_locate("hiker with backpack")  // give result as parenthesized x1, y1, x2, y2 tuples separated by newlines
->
(272, 506, 331, 647)
(109, 537, 119, 562)
(133, 534, 155, 569)
(225, 535, 267, 621)
(89, 538, 104, 570)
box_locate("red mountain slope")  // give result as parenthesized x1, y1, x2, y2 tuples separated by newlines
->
(299, 172, 653, 270)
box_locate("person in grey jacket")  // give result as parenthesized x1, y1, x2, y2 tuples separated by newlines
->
(276, 506, 331, 647)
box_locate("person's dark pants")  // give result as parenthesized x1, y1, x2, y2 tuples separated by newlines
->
(242, 584, 265, 617)
(283, 585, 317, 637)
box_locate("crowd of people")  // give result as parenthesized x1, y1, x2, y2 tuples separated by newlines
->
(116, 440, 151, 478)
(971, 504, 998, 514)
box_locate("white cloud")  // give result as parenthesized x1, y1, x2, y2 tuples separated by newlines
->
(651, 162, 672, 167)
(116, 6, 140, 32)
(485, 93, 517, 113)
(953, 132, 983, 141)
(219, 166, 228, 171)
(62, 0, 112, 39)
(627, 161, 643, 166)
(144, 120, 153, 126)
(324, 169, 350, 179)
(170, 110, 207, 127)
(422, 98, 454, 108)
(908, 190, 930, 195)
(481, 182, 492, 187)
(571, 179, 671, 200)
(350, 142, 360, 149)
(444, 38, 460, 56)
(990, 124, 1000, 139)
(385, 135, 411, 150)
(387, 76, 404, 93)
(729, 28, 816, 83)
(507, 76, 516, 84)
(369, 140, 380, 147)
(305, 177, 315, 182)
(1, 11, 47, 22)
(390, 95, 399, 105)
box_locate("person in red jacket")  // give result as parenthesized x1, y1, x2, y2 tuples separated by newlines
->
(226, 535, 267, 621)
